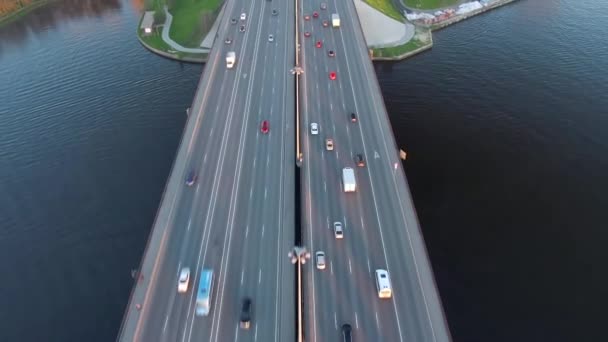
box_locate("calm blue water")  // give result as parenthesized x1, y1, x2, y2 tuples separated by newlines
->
(0, 0, 606, 341)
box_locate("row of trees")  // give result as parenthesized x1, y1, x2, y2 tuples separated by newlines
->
(0, 0, 39, 18)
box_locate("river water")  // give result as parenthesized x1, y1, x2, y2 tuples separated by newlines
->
(0, 0, 606, 341)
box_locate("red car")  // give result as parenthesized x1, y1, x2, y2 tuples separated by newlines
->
(304, 31, 311, 38)
(313, 11, 319, 18)
(329, 71, 336, 80)
(316, 40, 322, 48)
(261, 120, 269, 134)
(304, 15, 310, 20)
(322, 20, 328, 27)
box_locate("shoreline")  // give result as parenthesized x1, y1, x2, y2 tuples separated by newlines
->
(137, 31, 208, 64)
(371, 0, 519, 61)
(0, 0, 50, 27)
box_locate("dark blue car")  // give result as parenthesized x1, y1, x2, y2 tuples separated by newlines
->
(186, 170, 197, 186)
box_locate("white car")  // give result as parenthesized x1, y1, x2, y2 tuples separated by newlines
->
(268, 34, 274, 42)
(177, 267, 190, 293)
(240, 13, 246, 21)
(333, 222, 343, 239)
(316, 251, 326, 270)
(310, 122, 319, 135)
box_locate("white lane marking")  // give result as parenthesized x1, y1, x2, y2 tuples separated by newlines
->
(375, 151, 380, 159)
(253, 156, 256, 168)
(250, 187, 254, 199)
(246, 225, 249, 238)
(258, 268, 262, 284)
(262, 224, 265, 237)
(334, 312, 338, 330)
(355, 312, 359, 329)
(241, 270, 244, 285)
(360, 216, 365, 230)
(187, 219, 192, 231)
(255, 324, 258, 341)
(272, 87, 275, 95)
(163, 315, 169, 332)
(336, 151, 339, 159)
(367, 259, 371, 274)
(267, 156, 270, 167)
(375, 311, 380, 329)
(330, 102, 333, 111)
(265, 188, 268, 199)
(349, 259, 352, 274)
(324, 181, 327, 193)
(233, 325, 239, 342)
(204, 153, 207, 163)
(326, 217, 329, 229)
(330, 261, 333, 275)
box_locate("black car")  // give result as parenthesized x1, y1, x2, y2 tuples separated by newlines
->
(355, 154, 365, 167)
(231, 18, 237, 24)
(186, 170, 197, 186)
(328, 50, 335, 57)
(239, 25, 245, 32)
(225, 37, 232, 44)
(342, 324, 352, 342)
(240, 298, 252, 329)
(272, 9, 278, 16)
(350, 112, 357, 122)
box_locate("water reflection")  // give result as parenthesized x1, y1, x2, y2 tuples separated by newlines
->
(0, 0, 121, 51)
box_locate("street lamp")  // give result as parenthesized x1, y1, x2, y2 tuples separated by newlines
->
(289, 246, 310, 342)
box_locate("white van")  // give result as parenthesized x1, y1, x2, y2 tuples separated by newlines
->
(375, 269, 392, 299)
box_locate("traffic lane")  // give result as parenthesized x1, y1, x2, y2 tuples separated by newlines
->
(337, 13, 439, 338)
(139, 52, 240, 341)
(217, 44, 279, 342)
(252, 25, 293, 342)
(186, 3, 276, 340)
(336, 4, 448, 341)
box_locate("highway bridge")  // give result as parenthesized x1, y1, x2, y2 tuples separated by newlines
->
(118, 0, 450, 341)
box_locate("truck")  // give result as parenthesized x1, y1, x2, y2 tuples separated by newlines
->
(226, 51, 236, 69)
(332, 13, 340, 28)
(342, 167, 356, 192)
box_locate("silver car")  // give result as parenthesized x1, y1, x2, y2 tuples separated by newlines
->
(310, 122, 319, 135)
(334, 222, 343, 239)
(316, 251, 326, 270)
(268, 34, 274, 42)
(177, 267, 190, 293)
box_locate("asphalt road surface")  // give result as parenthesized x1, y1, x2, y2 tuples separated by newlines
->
(300, 1, 452, 341)
(118, 0, 295, 341)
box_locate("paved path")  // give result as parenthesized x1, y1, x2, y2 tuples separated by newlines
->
(199, 3, 226, 48)
(161, 6, 209, 53)
(354, 0, 414, 48)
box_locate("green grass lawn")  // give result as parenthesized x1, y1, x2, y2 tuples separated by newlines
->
(372, 38, 428, 58)
(364, 0, 404, 22)
(169, 0, 222, 47)
(140, 31, 172, 51)
(404, 0, 461, 9)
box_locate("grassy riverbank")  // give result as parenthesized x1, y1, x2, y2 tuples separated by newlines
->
(0, 0, 49, 27)
(169, 0, 223, 47)
(372, 25, 432, 60)
(404, 0, 461, 10)
(364, 0, 404, 22)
